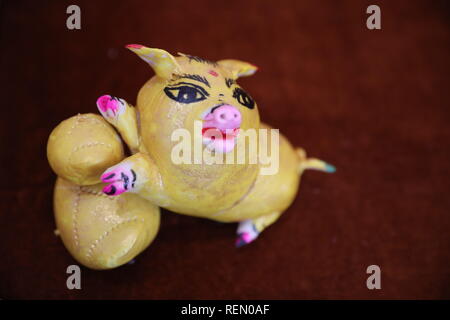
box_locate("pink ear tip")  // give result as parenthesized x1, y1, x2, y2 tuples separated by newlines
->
(126, 44, 143, 49)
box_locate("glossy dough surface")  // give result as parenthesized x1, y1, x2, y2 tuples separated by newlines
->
(47, 114, 124, 185)
(54, 178, 160, 270)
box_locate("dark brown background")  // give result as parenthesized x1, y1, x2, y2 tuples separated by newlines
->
(1, 0, 449, 299)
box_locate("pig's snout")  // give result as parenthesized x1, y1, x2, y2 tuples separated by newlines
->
(206, 105, 241, 129)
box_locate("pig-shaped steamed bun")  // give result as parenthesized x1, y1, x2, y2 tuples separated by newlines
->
(47, 45, 334, 269)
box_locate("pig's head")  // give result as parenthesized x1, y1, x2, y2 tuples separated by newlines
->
(127, 45, 260, 158)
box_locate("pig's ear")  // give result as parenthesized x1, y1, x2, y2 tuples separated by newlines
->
(126, 44, 181, 79)
(217, 59, 258, 79)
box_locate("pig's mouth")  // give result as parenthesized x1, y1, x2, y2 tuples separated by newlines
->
(202, 127, 240, 138)
(201, 127, 240, 153)
(201, 104, 241, 153)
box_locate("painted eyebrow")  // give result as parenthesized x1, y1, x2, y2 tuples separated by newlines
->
(172, 73, 210, 88)
(184, 54, 219, 67)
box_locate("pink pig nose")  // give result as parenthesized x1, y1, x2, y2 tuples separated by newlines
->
(211, 104, 241, 129)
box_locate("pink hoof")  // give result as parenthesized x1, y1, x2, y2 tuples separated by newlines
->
(235, 232, 255, 248)
(102, 183, 126, 196)
(101, 165, 136, 196)
(96, 95, 125, 119)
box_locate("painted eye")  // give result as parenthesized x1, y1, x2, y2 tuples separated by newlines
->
(164, 83, 208, 104)
(233, 87, 255, 109)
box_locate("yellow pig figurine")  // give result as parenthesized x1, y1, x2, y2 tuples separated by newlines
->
(47, 44, 335, 269)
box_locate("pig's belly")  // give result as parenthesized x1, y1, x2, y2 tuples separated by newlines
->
(155, 156, 260, 217)
(205, 123, 302, 223)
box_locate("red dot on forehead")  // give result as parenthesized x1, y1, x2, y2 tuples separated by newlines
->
(208, 70, 218, 77)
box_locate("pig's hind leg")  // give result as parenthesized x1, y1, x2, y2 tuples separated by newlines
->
(235, 211, 282, 247)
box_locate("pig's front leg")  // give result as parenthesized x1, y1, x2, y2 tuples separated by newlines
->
(100, 153, 168, 207)
(96, 95, 140, 153)
(101, 161, 137, 196)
